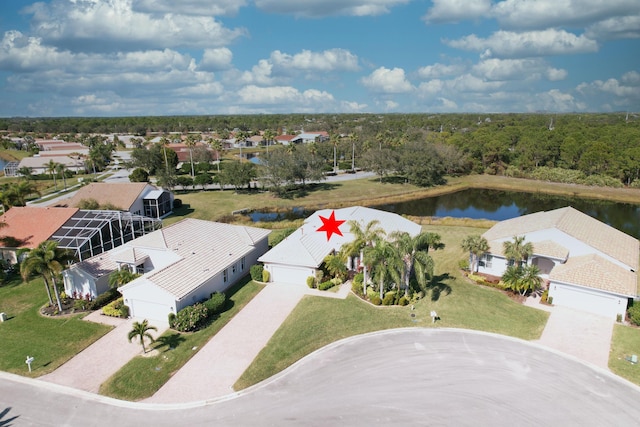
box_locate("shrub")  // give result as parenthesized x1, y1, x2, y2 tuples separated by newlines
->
(168, 312, 176, 328)
(250, 264, 264, 282)
(172, 303, 209, 332)
(351, 281, 364, 297)
(370, 296, 382, 305)
(382, 292, 396, 306)
(88, 288, 120, 310)
(353, 272, 363, 287)
(173, 198, 182, 208)
(204, 292, 226, 315)
(398, 296, 409, 306)
(540, 289, 549, 303)
(262, 269, 270, 282)
(318, 280, 336, 291)
(120, 304, 129, 318)
(628, 304, 640, 326)
(102, 298, 127, 318)
(307, 276, 316, 288)
(458, 259, 469, 271)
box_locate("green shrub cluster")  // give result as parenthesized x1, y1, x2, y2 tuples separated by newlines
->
(351, 281, 364, 297)
(628, 304, 640, 326)
(88, 288, 120, 310)
(398, 296, 409, 306)
(370, 296, 382, 305)
(262, 269, 270, 282)
(102, 297, 129, 318)
(204, 292, 226, 315)
(171, 303, 209, 332)
(307, 276, 316, 288)
(540, 290, 549, 303)
(250, 264, 264, 282)
(318, 281, 336, 291)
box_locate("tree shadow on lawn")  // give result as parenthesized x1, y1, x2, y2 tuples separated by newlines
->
(154, 333, 186, 352)
(168, 204, 194, 219)
(277, 182, 341, 200)
(426, 273, 453, 302)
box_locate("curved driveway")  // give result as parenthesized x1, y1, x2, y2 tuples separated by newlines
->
(3, 328, 640, 426)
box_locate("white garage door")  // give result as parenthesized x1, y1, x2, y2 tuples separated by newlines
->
(270, 265, 313, 285)
(129, 299, 171, 323)
(550, 284, 622, 318)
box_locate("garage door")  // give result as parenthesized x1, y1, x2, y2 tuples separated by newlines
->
(129, 299, 171, 323)
(270, 265, 313, 285)
(550, 284, 622, 318)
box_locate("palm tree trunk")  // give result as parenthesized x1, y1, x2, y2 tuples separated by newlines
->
(50, 276, 63, 312)
(379, 277, 384, 300)
(42, 276, 54, 306)
(190, 148, 195, 177)
(363, 264, 367, 296)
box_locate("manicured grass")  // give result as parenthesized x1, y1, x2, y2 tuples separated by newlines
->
(609, 324, 640, 385)
(0, 276, 110, 377)
(234, 224, 549, 391)
(99, 278, 263, 401)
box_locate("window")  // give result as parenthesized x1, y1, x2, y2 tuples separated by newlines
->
(223, 268, 228, 283)
(241, 256, 246, 271)
(232, 264, 237, 274)
(484, 254, 493, 268)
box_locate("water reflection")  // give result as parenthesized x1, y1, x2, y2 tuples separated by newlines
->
(373, 189, 640, 239)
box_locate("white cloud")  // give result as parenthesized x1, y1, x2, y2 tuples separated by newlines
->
(585, 15, 640, 40)
(270, 49, 359, 73)
(254, 0, 409, 18)
(417, 63, 465, 79)
(360, 67, 413, 93)
(535, 89, 584, 112)
(622, 71, 640, 86)
(491, 0, 640, 30)
(437, 97, 458, 110)
(472, 58, 567, 82)
(131, 0, 246, 16)
(446, 29, 599, 58)
(340, 101, 368, 112)
(199, 48, 233, 71)
(237, 85, 334, 106)
(24, 0, 246, 52)
(235, 59, 277, 85)
(423, 0, 491, 23)
(0, 31, 74, 72)
(578, 76, 640, 99)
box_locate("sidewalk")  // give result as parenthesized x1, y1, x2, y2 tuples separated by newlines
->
(145, 281, 351, 403)
(39, 313, 168, 393)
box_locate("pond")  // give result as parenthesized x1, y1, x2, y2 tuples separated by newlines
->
(372, 188, 640, 239)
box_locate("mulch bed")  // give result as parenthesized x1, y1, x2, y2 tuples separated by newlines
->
(40, 299, 91, 317)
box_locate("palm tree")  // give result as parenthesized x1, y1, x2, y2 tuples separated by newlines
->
(501, 265, 523, 295)
(185, 134, 199, 177)
(12, 180, 39, 206)
(364, 240, 402, 300)
(17, 166, 33, 180)
(20, 240, 74, 312)
(235, 130, 249, 160)
(128, 319, 157, 353)
(341, 219, 386, 295)
(46, 159, 59, 189)
(263, 129, 276, 155)
(503, 236, 534, 268)
(390, 231, 440, 295)
(461, 234, 490, 272)
(519, 265, 543, 296)
(56, 163, 68, 190)
(330, 133, 340, 173)
(348, 133, 357, 171)
(323, 252, 348, 281)
(108, 268, 140, 289)
(159, 136, 170, 173)
(208, 137, 223, 173)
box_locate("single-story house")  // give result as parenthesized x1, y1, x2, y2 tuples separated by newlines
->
(16, 155, 85, 175)
(477, 206, 639, 319)
(258, 206, 421, 285)
(63, 219, 271, 322)
(61, 182, 174, 219)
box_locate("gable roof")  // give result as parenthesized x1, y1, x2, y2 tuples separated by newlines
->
(550, 253, 638, 296)
(0, 207, 78, 249)
(120, 219, 271, 300)
(483, 207, 639, 270)
(65, 183, 151, 211)
(259, 206, 421, 268)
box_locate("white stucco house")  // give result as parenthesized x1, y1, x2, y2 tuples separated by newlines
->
(258, 206, 422, 285)
(476, 206, 639, 319)
(63, 218, 271, 322)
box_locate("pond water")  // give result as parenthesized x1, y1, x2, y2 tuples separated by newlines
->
(373, 189, 640, 239)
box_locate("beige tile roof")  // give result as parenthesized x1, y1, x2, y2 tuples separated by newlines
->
(0, 206, 78, 249)
(531, 240, 569, 260)
(550, 254, 638, 296)
(65, 183, 151, 211)
(483, 207, 639, 270)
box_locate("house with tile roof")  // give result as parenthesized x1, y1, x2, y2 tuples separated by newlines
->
(477, 206, 639, 319)
(258, 206, 421, 285)
(62, 182, 173, 219)
(63, 219, 271, 322)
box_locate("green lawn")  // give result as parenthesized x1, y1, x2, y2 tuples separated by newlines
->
(0, 276, 110, 377)
(609, 324, 640, 385)
(99, 277, 263, 401)
(234, 224, 549, 391)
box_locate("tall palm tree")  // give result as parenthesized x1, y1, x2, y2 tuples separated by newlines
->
(20, 240, 74, 312)
(329, 133, 340, 173)
(185, 134, 199, 177)
(56, 163, 68, 190)
(263, 129, 276, 155)
(46, 159, 59, 189)
(461, 234, 490, 272)
(348, 133, 358, 171)
(235, 130, 249, 160)
(390, 231, 440, 295)
(503, 235, 534, 268)
(128, 319, 157, 353)
(208, 137, 223, 173)
(364, 240, 402, 300)
(341, 219, 386, 295)
(159, 136, 170, 173)
(12, 180, 39, 206)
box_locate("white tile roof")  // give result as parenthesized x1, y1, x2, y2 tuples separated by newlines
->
(259, 206, 421, 268)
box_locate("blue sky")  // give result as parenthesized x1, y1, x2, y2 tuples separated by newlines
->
(0, 0, 638, 117)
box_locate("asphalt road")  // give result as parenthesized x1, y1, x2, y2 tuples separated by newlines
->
(3, 328, 640, 426)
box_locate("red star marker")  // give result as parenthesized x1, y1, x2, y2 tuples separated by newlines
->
(317, 210, 346, 241)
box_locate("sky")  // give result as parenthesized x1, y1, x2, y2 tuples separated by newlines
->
(0, 0, 638, 117)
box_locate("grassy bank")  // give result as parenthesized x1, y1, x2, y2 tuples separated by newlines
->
(234, 224, 549, 391)
(609, 324, 640, 385)
(0, 276, 110, 377)
(99, 277, 263, 401)
(166, 174, 640, 226)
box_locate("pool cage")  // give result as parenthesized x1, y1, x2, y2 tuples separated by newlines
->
(51, 209, 162, 261)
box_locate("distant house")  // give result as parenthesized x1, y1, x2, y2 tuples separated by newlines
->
(62, 182, 173, 219)
(276, 132, 329, 145)
(63, 219, 271, 321)
(15, 155, 85, 175)
(477, 207, 639, 319)
(258, 206, 421, 285)
(0, 206, 160, 263)
(275, 135, 297, 145)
